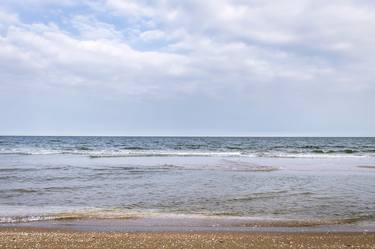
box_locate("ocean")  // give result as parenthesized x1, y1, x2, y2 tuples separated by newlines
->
(0, 136, 375, 230)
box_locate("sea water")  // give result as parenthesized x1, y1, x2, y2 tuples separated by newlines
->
(0, 136, 374, 226)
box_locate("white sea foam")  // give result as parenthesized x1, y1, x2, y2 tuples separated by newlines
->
(0, 208, 368, 228)
(0, 148, 372, 158)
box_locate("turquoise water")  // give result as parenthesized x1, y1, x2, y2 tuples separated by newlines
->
(0, 136, 374, 225)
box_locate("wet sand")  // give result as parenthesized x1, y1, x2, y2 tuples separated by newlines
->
(0, 228, 374, 249)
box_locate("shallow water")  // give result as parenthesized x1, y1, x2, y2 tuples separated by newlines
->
(0, 136, 374, 226)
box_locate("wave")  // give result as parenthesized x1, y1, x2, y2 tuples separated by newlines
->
(0, 148, 374, 158)
(76, 146, 92, 151)
(89, 151, 244, 158)
(325, 149, 358, 154)
(121, 146, 146, 150)
(0, 188, 39, 194)
(357, 165, 375, 169)
(1, 208, 373, 227)
(83, 162, 279, 173)
(220, 190, 317, 203)
(0, 208, 141, 224)
(0, 167, 37, 172)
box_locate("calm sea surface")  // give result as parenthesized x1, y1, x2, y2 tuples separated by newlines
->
(0, 136, 375, 225)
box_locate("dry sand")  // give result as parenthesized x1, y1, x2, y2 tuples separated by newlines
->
(0, 228, 374, 249)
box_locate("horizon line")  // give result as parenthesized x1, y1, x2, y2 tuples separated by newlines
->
(0, 134, 374, 138)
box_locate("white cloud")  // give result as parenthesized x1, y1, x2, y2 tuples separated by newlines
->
(0, 0, 76, 7)
(71, 15, 124, 40)
(104, 0, 155, 18)
(139, 29, 165, 42)
(0, 0, 375, 98)
(0, 13, 192, 96)
(0, 1, 374, 135)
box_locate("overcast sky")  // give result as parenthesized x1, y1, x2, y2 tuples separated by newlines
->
(0, 0, 374, 136)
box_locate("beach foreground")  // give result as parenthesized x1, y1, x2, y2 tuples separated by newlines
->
(1, 228, 374, 249)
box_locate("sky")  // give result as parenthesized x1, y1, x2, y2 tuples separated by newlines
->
(0, 0, 374, 136)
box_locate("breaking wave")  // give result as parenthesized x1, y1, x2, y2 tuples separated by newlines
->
(0, 148, 373, 158)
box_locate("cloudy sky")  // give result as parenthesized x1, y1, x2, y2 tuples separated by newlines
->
(0, 0, 374, 136)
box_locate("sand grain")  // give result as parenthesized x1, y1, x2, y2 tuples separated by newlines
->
(0, 228, 374, 249)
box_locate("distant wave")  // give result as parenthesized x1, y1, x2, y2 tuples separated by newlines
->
(0, 149, 373, 158)
(312, 149, 358, 154)
(88, 151, 244, 158)
(357, 165, 375, 169)
(1, 137, 374, 158)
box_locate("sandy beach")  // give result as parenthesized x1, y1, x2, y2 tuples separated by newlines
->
(0, 228, 374, 249)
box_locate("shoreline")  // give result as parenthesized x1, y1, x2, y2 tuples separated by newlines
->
(1, 228, 374, 249)
(2, 216, 375, 233)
